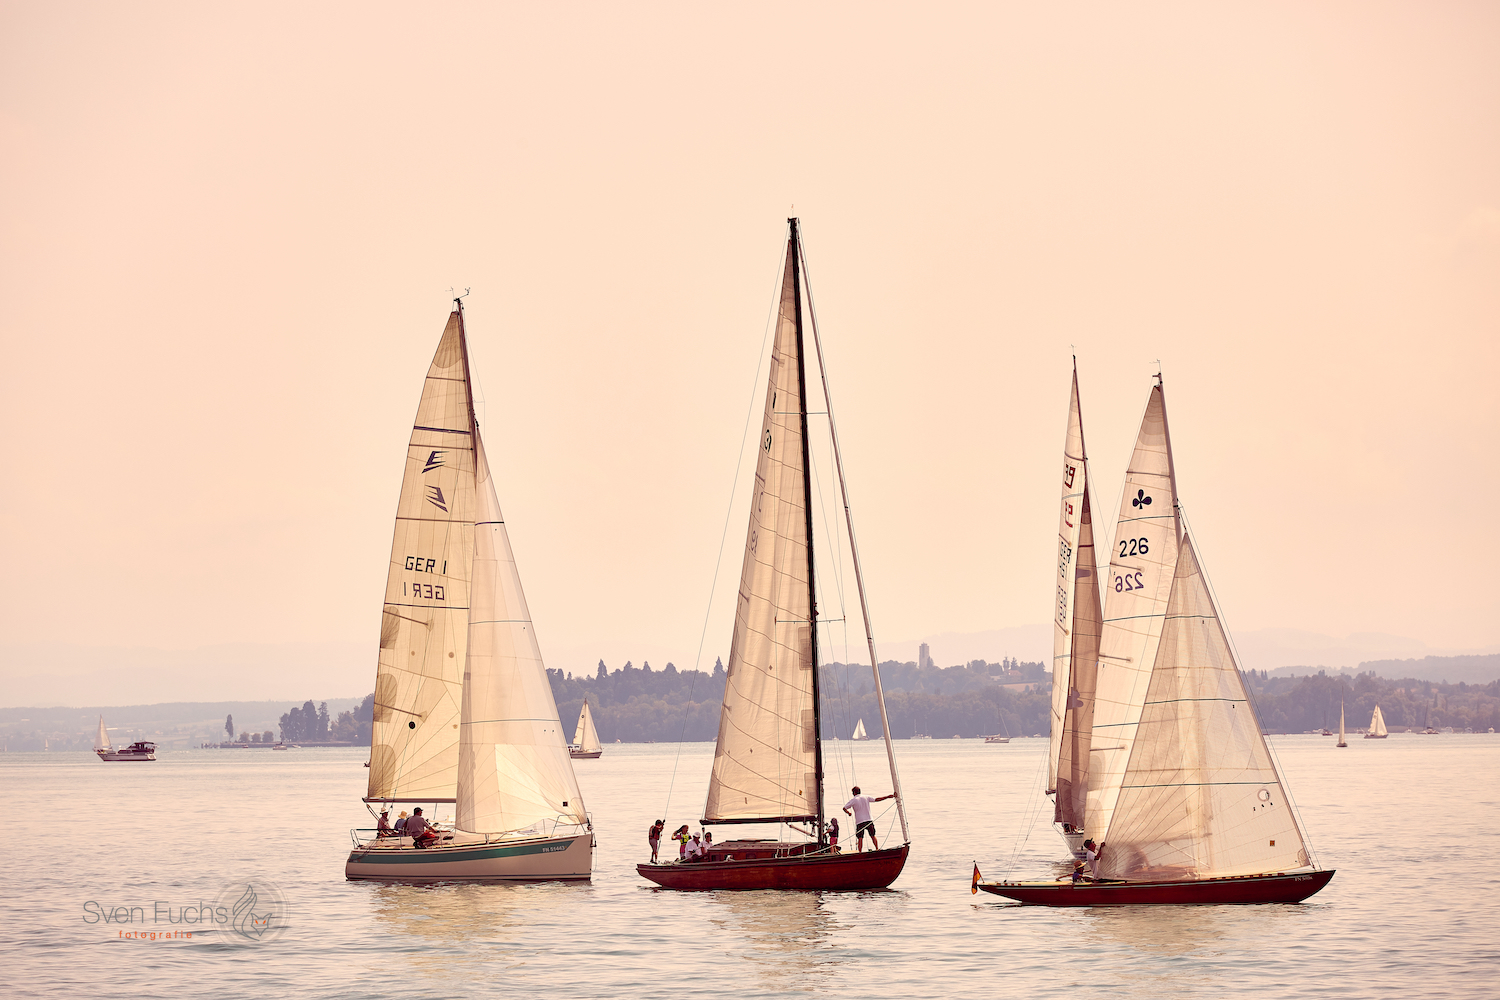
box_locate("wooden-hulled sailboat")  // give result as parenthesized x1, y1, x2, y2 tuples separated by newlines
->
(1337, 702, 1348, 747)
(569, 699, 603, 759)
(345, 301, 594, 882)
(637, 220, 910, 892)
(978, 380, 1334, 906)
(1047, 361, 1102, 858)
(1364, 705, 1389, 739)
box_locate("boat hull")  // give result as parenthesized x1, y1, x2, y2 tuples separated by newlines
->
(568, 749, 602, 759)
(638, 844, 908, 891)
(1363, 734, 1388, 739)
(977, 869, 1335, 906)
(345, 831, 593, 882)
(95, 750, 155, 761)
(1055, 827, 1087, 858)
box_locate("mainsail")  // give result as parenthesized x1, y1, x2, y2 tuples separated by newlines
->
(573, 700, 602, 755)
(456, 429, 586, 833)
(1369, 705, 1388, 738)
(366, 312, 477, 802)
(1096, 537, 1310, 882)
(1049, 363, 1102, 830)
(1086, 382, 1181, 839)
(704, 229, 820, 826)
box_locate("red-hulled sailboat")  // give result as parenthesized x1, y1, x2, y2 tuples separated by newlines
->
(637, 219, 910, 892)
(976, 377, 1334, 906)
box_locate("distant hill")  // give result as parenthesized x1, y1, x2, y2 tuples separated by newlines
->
(0, 697, 365, 751)
(1269, 653, 1500, 685)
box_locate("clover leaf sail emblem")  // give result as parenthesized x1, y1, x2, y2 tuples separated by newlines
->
(1131, 489, 1153, 509)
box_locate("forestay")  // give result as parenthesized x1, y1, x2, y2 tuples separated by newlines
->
(1050, 365, 1101, 829)
(367, 312, 476, 802)
(704, 237, 818, 824)
(456, 431, 586, 834)
(1097, 538, 1310, 881)
(1086, 384, 1181, 838)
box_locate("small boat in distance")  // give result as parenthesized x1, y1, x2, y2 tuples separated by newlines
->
(1364, 705, 1389, 739)
(94, 716, 155, 761)
(852, 719, 869, 741)
(636, 219, 910, 892)
(1336, 702, 1348, 748)
(569, 699, 603, 759)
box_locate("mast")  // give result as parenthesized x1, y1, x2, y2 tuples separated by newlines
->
(789, 218, 826, 842)
(799, 226, 911, 845)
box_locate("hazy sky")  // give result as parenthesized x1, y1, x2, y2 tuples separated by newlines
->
(2, 3, 1496, 702)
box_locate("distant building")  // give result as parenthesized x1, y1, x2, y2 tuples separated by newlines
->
(918, 643, 933, 670)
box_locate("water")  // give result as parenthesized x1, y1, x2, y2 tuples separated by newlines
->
(5, 735, 1497, 999)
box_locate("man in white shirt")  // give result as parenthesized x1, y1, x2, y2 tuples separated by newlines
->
(841, 785, 895, 852)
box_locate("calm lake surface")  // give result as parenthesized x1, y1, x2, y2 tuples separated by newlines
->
(5, 735, 1497, 999)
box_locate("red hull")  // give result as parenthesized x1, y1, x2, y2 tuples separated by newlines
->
(978, 869, 1334, 906)
(638, 844, 909, 891)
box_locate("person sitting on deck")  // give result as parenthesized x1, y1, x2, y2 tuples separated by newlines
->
(406, 807, 438, 848)
(394, 811, 409, 835)
(702, 831, 713, 855)
(687, 833, 704, 859)
(377, 810, 393, 837)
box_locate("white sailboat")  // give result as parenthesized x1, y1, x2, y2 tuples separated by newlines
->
(569, 699, 603, 759)
(1337, 701, 1348, 747)
(1365, 705, 1389, 739)
(94, 715, 155, 761)
(1047, 361, 1102, 857)
(979, 379, 1333, 905)
(851, 719, 869, 741)
(345, 300, 594, 882)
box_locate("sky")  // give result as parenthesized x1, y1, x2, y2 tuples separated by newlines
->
(2, 2, 1497, 706)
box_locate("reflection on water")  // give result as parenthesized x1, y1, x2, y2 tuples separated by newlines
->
(368, 881, 592, 983)
(705, 891, 849, 993)
(1082, 903, 1233, 957)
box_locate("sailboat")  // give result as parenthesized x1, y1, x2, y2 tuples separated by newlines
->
(637, 219, 910, 891)
(345, 300, 594, 882)
(1336, 702, 1348, 747)
(94, 716, 155, 761)
(1046, 361, 1102, 857)
(569, 699, 603, 759)
(851, 719, 869, 741)
(978, 377, 1334, 905)
(1364, 705, 1389, 739)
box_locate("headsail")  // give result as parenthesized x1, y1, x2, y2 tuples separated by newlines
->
(704, 228, 819, 825)
(1096, 537, 1309, 882)
(1086, 383, 1181, 839)
(456, 428, 586, 833)
(574, 699, 602, 754)
(95, 716, 110, 752)
(366, 311, 478, 802)
(1049, 364, 1102, 830)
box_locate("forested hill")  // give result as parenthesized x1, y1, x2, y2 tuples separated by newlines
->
(547, 657, 1050, 743)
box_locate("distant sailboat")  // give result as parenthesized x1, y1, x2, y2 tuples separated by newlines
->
(978, 377, 1334, 905)
(636, 219, 910, 891)
(1337, 702, 1348, 747)
(852, 719, 869, 741)
(1364, 705, 1389, 739)
(1046, 361, 1101, 857)
(94, 715, 155, 761)
(569, 699, 603, 759)
(345, 300, 594, 882)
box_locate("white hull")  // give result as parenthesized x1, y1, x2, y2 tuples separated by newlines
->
(568, 748, 602, 759)
(346, 831, 593, 882)
(95, 748, 155, 761)
(983, 735, 1010, 744)
(1057, 827, 1087, 859)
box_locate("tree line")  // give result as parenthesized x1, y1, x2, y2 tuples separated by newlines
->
(1244, 670, 1500, 733)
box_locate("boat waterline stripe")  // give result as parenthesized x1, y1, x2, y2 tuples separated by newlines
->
(413, 425, 472, 435)
(348, 838, 578, 865)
